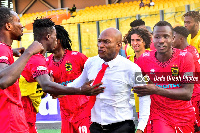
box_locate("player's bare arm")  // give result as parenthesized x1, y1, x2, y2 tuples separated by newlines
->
(0, 41, 43, 89)
(12, 47, 25, 57)
(134, 83, 193, 101)
(36, 74, 105, 96)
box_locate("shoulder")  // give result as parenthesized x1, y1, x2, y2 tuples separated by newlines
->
(137, 50, 154, 66)
(31, 54, 45, 60)
(29, 54, 46, 65)
(86, 55, 99, 63)
(185, 46, 199, 58)
(0, 43, 11, 53)
(68, 50, 87, 58)
(139, 50, 153, 61)
(176, 48, 192, 57)
(175, 48, 193, 62)
(118, 55, 141, 71)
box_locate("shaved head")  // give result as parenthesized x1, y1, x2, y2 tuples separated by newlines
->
(100, 28, 122, 43)
(98, 28, 122, 62)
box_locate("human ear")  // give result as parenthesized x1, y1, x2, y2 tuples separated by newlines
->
(46, 34, 50, 40)
(5, 23, 12, 30)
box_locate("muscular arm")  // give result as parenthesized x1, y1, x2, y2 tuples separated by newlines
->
(0, 41, 43, 89)
(155, 84, 193, 100)
(36, 74, 104, 96)
(134, 83, 193, 101)
(0, 51, 32, 89)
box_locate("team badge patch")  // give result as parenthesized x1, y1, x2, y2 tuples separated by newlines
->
(171, 65, 179, 76)
(65, 61, 72, 71)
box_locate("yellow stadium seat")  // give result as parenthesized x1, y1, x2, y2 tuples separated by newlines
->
(62, 19, 67, 24)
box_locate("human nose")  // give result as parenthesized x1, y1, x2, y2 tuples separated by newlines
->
(158, 37, 164, 43)
(131, 40, 137, 45)
(97, 41, 105, 47)
(19, 22, 23, 28)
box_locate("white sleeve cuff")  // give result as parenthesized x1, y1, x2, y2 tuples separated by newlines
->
(137, 95, 151, 132)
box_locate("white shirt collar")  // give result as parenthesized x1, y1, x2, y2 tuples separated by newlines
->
(99, 55, 120, 69)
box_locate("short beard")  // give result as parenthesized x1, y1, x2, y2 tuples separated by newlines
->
(189, 24, 196, 34)
(17, 36, 22, 41)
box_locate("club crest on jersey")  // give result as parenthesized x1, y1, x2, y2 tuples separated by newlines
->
(171, 65, 179, 76)
(65, 61, 72, 71)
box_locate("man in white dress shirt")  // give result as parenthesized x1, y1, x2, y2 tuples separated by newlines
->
(67, 28, 151, 133)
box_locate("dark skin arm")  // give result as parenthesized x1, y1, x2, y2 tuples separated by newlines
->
(12, 47, 25, 57)
(0, 41, 44, 89)
(134, 83, 193, 101)
(36, 74, 105, 96)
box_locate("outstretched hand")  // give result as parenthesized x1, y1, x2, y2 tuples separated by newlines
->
(13, 47, 25, 57)
(81, 80, 105, 96)
(133, 84, 158, 97)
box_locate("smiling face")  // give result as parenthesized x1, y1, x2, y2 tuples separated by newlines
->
(131, 34, 146, 52)
(153, 26, 174, 55)
(97, 28, 122, 62)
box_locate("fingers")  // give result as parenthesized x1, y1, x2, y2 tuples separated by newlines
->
(137, 93, 149, 97)
(87, 80, 94, 85)
(90, 87, 105, 96)
(92, 82, 103, 88)
(148, 80, 154, 84)
(20, 47, 25, 53)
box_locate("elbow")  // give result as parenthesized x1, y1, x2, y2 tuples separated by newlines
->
(0, 79, 12, 89)
(0, 84, 8, 89)
(39, 81, 51, 93)
(182, 93, 192, 101)
(184, 94, 192, 101)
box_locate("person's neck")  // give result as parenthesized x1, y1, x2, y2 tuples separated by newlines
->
(191, 28, 199, 39)
(0, 34, 13, 46)
(179, 41, 189, 50)
(156, 49, 173, 63)
(135, 49, 146, 59)
(53, 48, 65, 62)
(38, 40, 47, 56)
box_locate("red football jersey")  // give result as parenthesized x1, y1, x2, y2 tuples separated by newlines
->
(46, 50, 88, 122)
(184, 45, 200, 97)
(134, 49, 150, 63)
(0, 43, 22, 106)
(136, 48, 196, 126)
(21, 53, 48, 82)
(0, 43, 28, 132)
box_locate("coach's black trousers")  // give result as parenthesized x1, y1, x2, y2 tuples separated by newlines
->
(89, 120, 135, 133)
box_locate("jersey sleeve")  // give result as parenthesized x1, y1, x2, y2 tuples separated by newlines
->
(0, 45, 12, 65)
(180, 52, 195, 84)
(135, 56, 147, 76)
(190, 47, 200, 73)
(29, 56, 48, 79)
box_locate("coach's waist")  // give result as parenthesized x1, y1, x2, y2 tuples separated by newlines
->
(93, 120, 133, 130)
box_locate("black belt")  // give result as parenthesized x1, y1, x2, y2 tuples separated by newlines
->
(93, 120, 133, 131)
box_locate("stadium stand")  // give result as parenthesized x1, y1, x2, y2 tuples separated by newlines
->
(17, 0, 200, 57)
